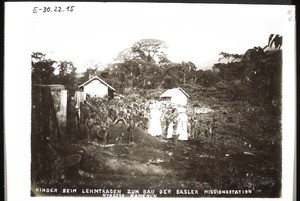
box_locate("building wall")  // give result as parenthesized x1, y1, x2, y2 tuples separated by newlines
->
(171, 91, 187, 106)
(83, 79, 108, 98)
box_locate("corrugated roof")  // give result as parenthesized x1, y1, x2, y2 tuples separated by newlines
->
(78, 76, 115, 91)
(160, 87, 189, 98)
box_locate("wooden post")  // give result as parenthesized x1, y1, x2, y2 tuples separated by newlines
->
(41, 87, 50, 142)
(58, 90, 67, 141)
(48, 89, 61, 143)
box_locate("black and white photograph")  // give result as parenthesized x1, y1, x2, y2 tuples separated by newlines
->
(4, 2, 296, 200)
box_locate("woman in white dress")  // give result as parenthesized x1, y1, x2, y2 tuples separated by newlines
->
(148, 102, 163, 136)
(177, 107, 188, 141)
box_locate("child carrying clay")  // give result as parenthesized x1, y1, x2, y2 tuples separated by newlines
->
(85, 113, 95, 142)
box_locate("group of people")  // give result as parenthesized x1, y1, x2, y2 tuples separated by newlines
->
(148, 101, 189, 141)
(67, 95, 217, 143)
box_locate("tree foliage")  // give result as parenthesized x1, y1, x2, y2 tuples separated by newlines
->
(117, 39, 169, 65)
(218, 52, 243, 62)
(31, 52, 56, 84)
(213, 47, 281, 104)
(32, 36, 282, 108)
(53, 61, 78, 94)
(32, 53, 78, 94)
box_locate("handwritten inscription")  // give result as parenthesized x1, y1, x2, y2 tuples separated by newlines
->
(33, 6, 75, 14)
(287, 9, 295, 22)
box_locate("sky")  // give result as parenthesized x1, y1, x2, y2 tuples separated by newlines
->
(30, 3, 285, 72)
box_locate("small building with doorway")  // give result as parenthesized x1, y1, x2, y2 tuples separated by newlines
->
(78, 76, 115, 99)
(160, 87, 189, 106)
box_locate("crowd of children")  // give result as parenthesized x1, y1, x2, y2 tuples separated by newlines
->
(68, 95, 217, 143)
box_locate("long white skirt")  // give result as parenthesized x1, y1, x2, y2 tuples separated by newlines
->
(167, 122, 173, 138)
(178, 115, 188, 141)
(148, 109, 162, 136)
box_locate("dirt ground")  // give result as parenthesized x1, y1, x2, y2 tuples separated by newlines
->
(32, 100, 281, 198)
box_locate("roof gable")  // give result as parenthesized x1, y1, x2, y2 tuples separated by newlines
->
(78, 76, 115, 91)
(160, 87, 189, 98)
